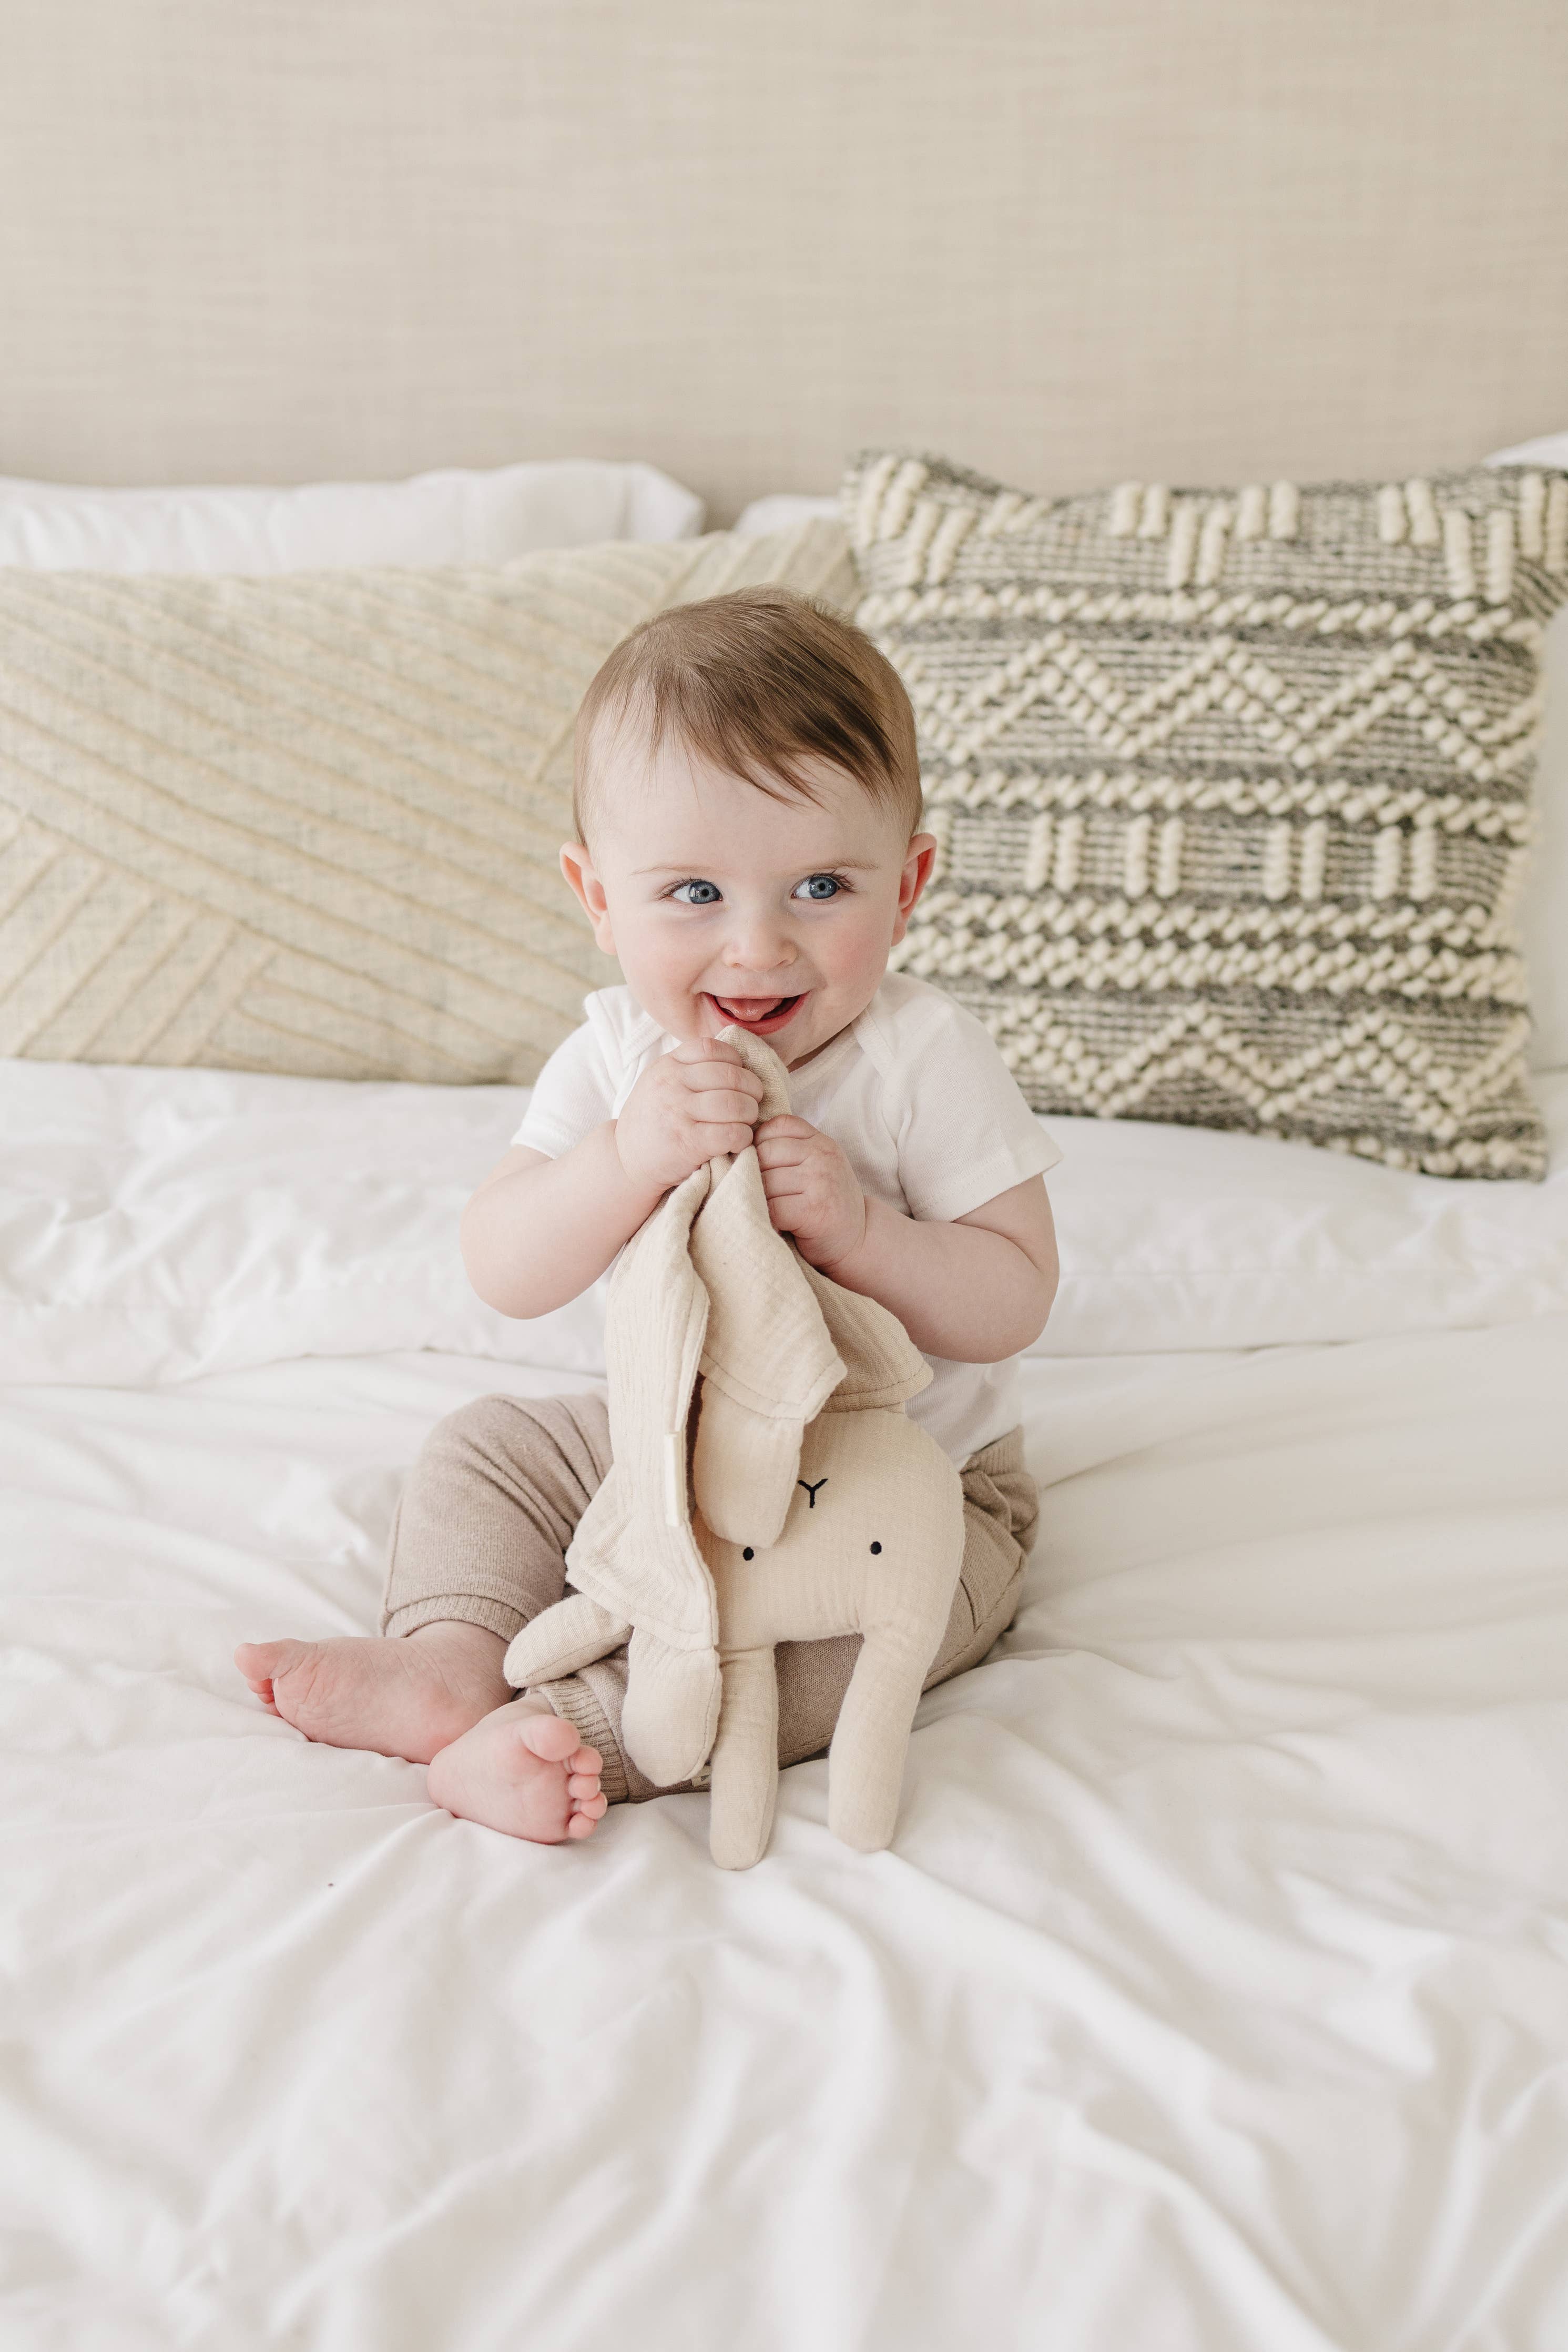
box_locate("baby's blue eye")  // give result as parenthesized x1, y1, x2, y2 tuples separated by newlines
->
(671, 878, 722, 906)
(793, 873, 842, 901)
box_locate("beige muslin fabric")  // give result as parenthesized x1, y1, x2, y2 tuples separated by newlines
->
(503, 1029, 968, 1868)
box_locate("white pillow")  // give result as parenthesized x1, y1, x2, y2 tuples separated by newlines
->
(1041, 1078, 1568, 1355)
(0, 459, 703, 574)
(732, 493, 841, 538)
(3, 1060, 1565, 1388)
(1487, 434, 1568, 1072)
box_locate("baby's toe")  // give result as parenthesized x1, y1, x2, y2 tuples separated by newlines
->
(236, 1641, 297, 1705)
(515, 1712, 581, 1765)
(237, 1638, 310, 1690)
(566, 1769, 600, 1799)
(236, 1641, 276, 1687)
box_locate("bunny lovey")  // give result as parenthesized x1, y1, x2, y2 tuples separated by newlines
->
(503, 1027, 968, 1869)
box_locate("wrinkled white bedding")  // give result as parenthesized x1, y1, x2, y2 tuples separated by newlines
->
(5, 1065, 1568, 2350)
(6, 1062, 1567, 1384)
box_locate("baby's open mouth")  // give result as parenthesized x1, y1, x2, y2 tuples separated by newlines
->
(705, 991, 807, 1037)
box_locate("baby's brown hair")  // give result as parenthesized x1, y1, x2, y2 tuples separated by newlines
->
(572, 586, 922, 842)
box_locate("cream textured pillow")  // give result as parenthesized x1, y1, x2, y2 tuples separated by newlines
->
(0, 522, 856, 1082)
(844, 451, 1568, 1178)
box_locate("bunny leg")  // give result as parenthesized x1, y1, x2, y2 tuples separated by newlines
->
(619, 1628, 724, 1789)
(827, 1628, 934, 1853)
(503, 1590, 631, 1689)
(708, 1647, 781, 1870)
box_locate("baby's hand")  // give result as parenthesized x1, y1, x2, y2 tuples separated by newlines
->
(754, 1116, 868, 1272)
(614, 1038, 765, 1194)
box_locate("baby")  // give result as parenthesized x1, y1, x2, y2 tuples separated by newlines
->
(237, 587, 1061, 1842)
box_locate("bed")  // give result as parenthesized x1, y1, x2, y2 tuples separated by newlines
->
(6, 1064, 1568, 2347)
(6, 5, 1568, 2348)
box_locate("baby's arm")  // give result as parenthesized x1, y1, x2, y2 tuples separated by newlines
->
(753, 1117, 1057, 1362)
(461, 1039, 763, 1319)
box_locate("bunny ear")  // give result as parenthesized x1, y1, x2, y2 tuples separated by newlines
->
(689, 1147, 842, 1545)
(715, 1025, 791, 1118)
(564, 1160, 720, 1653)
(798, 1258, 932, 1411)
(708, 1021, 929, 1421)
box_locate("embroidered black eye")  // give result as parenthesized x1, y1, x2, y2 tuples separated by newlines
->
(671, 878, 721, 906)
(869, 1541, 882, 1554)
(742, 1547, 754, 1560)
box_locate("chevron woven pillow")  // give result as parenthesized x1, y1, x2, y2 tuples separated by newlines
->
(844, 450, 1567, 1178)
(0, 521, 856, 1083)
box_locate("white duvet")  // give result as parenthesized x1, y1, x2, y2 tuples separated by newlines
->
(5, 1062, 1568, 2351)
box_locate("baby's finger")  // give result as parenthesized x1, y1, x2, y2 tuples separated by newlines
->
(754, 1131, 810, 1166)
(672, 1036, 745, 1067)
(697, 1124, 759, 1158)
(754, 1113, 813, 1141)
(691, 1088, 765, 1127)
(757, 1138, 808, 1176)
(683, 1060, 764, 1102)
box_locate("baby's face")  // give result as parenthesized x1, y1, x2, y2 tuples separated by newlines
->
(560, 730, 934, 1066)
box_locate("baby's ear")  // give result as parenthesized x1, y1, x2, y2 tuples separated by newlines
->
(558, 842, 615, 956)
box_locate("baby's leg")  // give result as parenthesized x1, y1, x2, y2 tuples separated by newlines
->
(235, 1392, 614, 1841)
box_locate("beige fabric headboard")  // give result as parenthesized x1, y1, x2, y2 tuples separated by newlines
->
(4, 2, 1565, 521)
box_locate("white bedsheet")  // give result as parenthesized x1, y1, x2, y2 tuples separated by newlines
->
(6, 1068, 1568, 2349)
(6, 1062, 1567, 1384)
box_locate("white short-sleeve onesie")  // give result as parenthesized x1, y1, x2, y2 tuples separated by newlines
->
(512, 971, 1062, 1463)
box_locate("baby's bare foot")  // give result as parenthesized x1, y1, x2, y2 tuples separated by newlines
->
(234, 1622, 512, 1765)
(426, 1698, 608, 1843)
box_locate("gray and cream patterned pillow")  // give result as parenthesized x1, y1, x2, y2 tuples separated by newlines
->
(843, 450, 1568, 1178)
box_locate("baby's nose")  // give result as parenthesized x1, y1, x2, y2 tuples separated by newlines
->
(721, 919, 797, 972)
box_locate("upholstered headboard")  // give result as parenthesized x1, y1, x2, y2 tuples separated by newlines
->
(3, 1, 1565, 519)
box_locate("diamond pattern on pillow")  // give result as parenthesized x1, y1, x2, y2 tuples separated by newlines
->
(844, 451, 1568, 1177)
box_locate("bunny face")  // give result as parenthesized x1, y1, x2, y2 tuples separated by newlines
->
(696, 1408, 965, 1660)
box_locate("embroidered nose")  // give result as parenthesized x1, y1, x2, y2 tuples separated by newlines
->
(798, 1477, 828, 1508)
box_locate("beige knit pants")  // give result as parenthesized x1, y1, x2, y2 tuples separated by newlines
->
(381, 1390, 1036, 1804)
